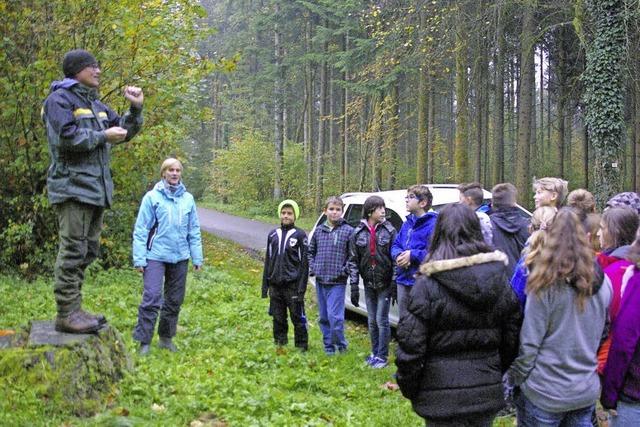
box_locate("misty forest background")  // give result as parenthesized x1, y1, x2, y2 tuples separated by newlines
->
(2, 0, 640, 277)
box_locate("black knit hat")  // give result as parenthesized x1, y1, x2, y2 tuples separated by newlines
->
(62, 49, 98, 77)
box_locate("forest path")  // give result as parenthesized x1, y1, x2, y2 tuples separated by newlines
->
(197, 207, 275, 252)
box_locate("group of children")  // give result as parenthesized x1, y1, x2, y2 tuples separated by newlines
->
(262, 179, 640, 426)
(261, 185, 439, 368)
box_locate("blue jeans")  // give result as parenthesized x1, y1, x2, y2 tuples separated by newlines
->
(316, 283, 347, 353)
(609, 400, 640, 427)
(364, 286, 391, 360)
(515, 390, 594, 427)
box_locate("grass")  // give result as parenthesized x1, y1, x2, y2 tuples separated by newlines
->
(0, 233, 516, 426)
(198, 198, 318, 231)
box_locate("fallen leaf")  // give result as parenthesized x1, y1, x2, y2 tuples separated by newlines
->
(113, 407, 130, 416)
(151, 403, 166, 413)
(381, 381, 399, 391)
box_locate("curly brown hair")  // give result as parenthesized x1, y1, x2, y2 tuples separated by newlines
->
(526, 208, 595, 311)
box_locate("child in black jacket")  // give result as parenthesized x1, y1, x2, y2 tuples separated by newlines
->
(349, 195, 397, 368)
(262, 199, 309, 351)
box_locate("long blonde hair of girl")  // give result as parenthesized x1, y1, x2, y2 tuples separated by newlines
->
(526, 208, 595, 311)
(524, 206, 557, 268)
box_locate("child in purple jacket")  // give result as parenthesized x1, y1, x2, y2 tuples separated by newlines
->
(601, 238, 640, 426)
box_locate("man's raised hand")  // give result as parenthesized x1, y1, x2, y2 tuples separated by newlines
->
(124, 86, 144, 108)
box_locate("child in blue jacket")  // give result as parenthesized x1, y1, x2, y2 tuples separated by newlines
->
(391, 185, 438, 319)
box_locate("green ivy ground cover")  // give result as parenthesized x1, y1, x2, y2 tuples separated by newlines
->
(0, 234, 514, 426)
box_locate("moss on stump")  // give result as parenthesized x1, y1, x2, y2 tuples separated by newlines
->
(0, 321, 132, 417)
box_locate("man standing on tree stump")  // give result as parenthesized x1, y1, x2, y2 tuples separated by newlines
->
(42, 49, 144, 334)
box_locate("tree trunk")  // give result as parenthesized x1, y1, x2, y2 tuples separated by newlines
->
(305, 14, 314, 188)
(427, 77, 436, 182)
(417, 66, 428, 184)
(273, 1, 284, 200)
(315, 31, 329, 212)
(539, 43, 545, 159)
(1, 322, 131, 417)
(328, 68, 335, 158)
(454, 12, 469, 183)
(416, 7, 428, 184)
(387, 82, 399, 189)
(631, 76, 640, 193)
(372, 94, 383, 191)
(475, 23, 488, 183)
(584, 0, 625, 207)
(493, 6, 505, 185)
(341, 32, 349, 192)
(582, 114, 589, 189)
(515, 3, 535, 207)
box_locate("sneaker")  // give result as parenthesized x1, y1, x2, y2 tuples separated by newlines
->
(158, 337, 177, 352)
(365, 354, 375, 365)
(371, 357, 388, 369)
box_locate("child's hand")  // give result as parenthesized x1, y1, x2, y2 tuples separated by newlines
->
(396, 250, 411, 268)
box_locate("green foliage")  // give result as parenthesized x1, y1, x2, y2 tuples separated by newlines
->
(210, 131, 275, 206)
(0, 0, 219, 275)
(209, 131, 315, 212)
(0, 234, 432, 426)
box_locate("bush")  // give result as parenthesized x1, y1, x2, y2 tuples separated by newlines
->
(0, 1, 216, 276)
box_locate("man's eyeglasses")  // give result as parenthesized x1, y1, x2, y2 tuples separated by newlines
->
(405, 194, 421, 201)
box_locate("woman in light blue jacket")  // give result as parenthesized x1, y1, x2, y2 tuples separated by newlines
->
(132, 158, 203, 355)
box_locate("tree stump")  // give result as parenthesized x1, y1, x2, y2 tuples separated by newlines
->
(0, 320, 132, 417)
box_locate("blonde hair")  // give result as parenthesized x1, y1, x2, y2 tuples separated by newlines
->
(533, 177, 569, 207)
(527, 208, 595, 311)
(524, 206, 557, 268)
(160, 158, 183, 178)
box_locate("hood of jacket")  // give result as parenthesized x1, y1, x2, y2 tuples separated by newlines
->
(154, 180, 186, 199)
(49, 78, 99, 100)
(609, 245, 632, 259)
(420, 250, 509, 307)
(49, 78, 79, 91)
(405, 211, 438, 229)
(490, 207, 527, 234)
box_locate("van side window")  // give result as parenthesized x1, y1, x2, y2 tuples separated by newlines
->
(344, 204, 363, 228)
(313, 214, 327, 230)
(385, 209, 403, 232)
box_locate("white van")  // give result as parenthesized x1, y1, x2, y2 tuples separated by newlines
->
(308, 184, 531, 326)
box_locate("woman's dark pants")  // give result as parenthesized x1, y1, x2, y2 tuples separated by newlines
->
(133, 259, 188, 344)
